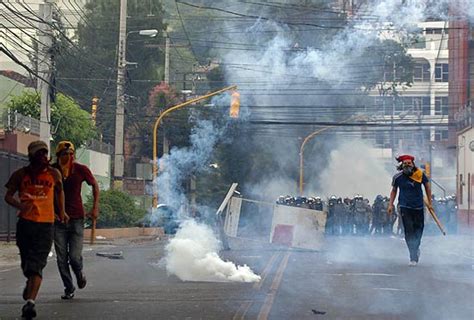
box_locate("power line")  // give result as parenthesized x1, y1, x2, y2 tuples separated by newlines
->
(248, 120, 449, 127)
(175, 0, 199, 63)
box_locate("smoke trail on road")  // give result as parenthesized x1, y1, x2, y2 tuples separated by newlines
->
(165, 220, 261, 283)
(156, 119, 223, 211)
(150, 106, 262, 283)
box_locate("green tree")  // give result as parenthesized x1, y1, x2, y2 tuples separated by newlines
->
(126, 81, 181, 162)
(6, 91, 97, 147)
(360, 39, 414, 94)
(85, 189, 146, 228)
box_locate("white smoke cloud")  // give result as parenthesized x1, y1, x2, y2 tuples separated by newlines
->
(219, 0, 468, 200)
(222, 0, 474, 95)
(165, 220, 261, 283)
(317, 139, 392, 200)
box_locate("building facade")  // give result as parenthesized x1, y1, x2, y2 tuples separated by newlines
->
(450, 3, 474, 232)
(369, 20, 454, 194)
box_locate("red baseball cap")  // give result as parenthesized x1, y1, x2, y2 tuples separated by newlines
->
(396, 154, 415, 162)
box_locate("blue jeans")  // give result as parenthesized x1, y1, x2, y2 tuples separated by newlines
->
(54, 219, 84, 293)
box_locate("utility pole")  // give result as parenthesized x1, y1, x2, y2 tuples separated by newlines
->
(37, 1, 54, 147)
(162, 31, 170, 156)
(164, 32, 170, 85)
(114, 0, 127, 187)
(391, 61, 396, 157)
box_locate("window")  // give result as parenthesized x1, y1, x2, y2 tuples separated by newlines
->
(383, 65, 406, 82)
(375, 132, 388, 147)
(395, 99, 403, 113)
(374, 97, 392, 116)
(397, 96, 430, 115)
(423, 129, 431, 141)
(435, 97, 449, 115)
(425, 28, 443, 34)
(435, 63, 449, 82)
(374, 96, 430, 116)
(413, 96, 431, 115)
(409, 36, 426, 49)
(413, 63, 430, 82)
(442, 130, 449, 140)
(434, 129, 448, 141)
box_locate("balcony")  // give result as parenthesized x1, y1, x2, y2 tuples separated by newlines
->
(454, 103, 473, 132)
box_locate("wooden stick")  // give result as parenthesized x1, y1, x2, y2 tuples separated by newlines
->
(90, 218, 96, 245)
(424, 198, 446, 236)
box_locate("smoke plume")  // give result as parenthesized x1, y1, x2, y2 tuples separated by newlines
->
(317, 139, 392, 200)
(165, 220, 261, 283)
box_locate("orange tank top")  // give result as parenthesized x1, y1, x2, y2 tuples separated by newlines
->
(17, 168, 57, 223)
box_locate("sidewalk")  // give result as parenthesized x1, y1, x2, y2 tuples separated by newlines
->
(0, 242, 19, 269)
(0, 235, 162, 270)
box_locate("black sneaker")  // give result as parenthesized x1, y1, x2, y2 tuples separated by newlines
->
(21, 301, 36, 319)
(77, 273, 87, 289)
(61, 290, 75, 300)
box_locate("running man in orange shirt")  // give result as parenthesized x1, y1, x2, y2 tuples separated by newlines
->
(4, 140, 68, 319)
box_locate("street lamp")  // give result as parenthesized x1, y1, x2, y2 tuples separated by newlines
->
(114, 28, 160, 187)
(127, 29, 159, 38)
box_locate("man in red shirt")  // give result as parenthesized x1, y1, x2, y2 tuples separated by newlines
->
(4, 140, 67, 319)
(53, 141, 99, 299)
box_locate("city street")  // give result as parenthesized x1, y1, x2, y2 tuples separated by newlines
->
(1, 235, 473, 319)
(1, 1, 474, 319)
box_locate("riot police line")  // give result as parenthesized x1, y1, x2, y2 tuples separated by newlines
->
(276, 195, 458, 236)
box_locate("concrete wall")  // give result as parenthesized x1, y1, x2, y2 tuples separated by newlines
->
(75, 147, 112, 198)
(0, 151, 28, 236)
(83, 227, 164, 240)
(0, 131, 40, 156)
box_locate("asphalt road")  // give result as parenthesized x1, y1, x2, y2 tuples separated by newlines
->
(0, 235, 473, 319)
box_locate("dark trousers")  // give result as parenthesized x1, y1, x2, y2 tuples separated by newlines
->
(54, 219, 84, 293)
(400, 207, 424, 262)
(16, 218, 54, 278)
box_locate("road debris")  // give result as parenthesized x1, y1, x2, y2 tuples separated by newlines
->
(311, 309, 326, 315)
(96, 251, 124, 259)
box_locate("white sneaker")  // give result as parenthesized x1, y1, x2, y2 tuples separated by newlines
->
(409, 261, 418, 267)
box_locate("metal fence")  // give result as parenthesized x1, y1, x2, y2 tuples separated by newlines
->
(85, 139, 114, 155)
(0, 151, 28, 241)
(3, 111, 40, 135)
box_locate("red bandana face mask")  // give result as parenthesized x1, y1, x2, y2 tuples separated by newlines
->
(59, 151, 74, 179)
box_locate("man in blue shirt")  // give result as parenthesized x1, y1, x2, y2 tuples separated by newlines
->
(388, 154, 432, 266)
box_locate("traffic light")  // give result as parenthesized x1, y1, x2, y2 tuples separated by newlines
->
(91, 96, 99, 126)
(230, 91, 240, 118)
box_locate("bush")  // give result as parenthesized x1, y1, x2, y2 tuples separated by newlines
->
(85, 189, 147, 228)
